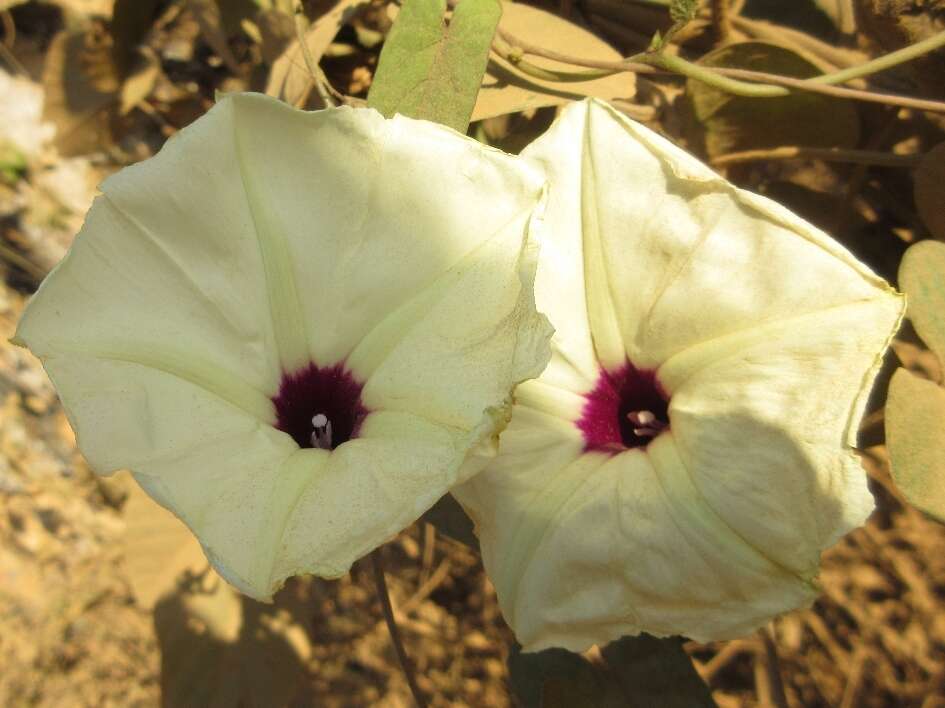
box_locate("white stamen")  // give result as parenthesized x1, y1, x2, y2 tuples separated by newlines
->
(627, 410, 656, 427)
(627, 410, 666, 438)
(310, 413, 333, 449)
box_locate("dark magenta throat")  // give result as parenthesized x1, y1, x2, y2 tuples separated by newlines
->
(272, 363, 369, 450)
(577, 361, 670, 453)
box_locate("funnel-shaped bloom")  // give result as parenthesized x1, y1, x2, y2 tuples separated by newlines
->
(453, 99, 903, 651)
(15, 93, 552, 599)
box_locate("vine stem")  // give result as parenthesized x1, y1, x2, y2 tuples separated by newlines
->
(493, 26, 945, 114)
(370, 548, 428, 708)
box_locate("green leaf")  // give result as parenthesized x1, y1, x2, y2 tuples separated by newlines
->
(367, 0, 501, 133)
(509, 635, 717, 708)
(669, 0, 698, 24)
(684, 41, 861, 159)
(900, 240, 945, 367)
(886, 368, 945, 523)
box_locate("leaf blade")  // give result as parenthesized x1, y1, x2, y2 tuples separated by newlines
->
(901, 240, 945, 368)
(886, 368, 945, 523)
(368, 0, 501, 132)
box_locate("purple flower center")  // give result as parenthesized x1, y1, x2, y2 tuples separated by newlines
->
(577, 361, 670, 453)
(272, 363, 369, 450)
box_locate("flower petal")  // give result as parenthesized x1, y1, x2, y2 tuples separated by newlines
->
(40, 354, 310, 596)
(16, 93, 552, 599)
(273, 410, 470, 583)
(661, 296, 902, 576)
(226, 93, 547, 370)
(15, 106, 284, 403)
(456, 428, 814, 651)
(521, 99, 893, 370)
(352, 202, 552, 431)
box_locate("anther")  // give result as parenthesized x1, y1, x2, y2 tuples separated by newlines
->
(627, 410, 666, 438)
(310, 413, 333, 450)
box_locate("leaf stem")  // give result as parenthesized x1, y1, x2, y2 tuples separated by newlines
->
(370, 548, 428, 708)
(641, 51, 785, 97)
(491, 36, 616, 82)
(493, 25, 945, 114)
(809, 29, 945, 86)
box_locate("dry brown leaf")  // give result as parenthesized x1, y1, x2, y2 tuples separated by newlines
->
(41, 30, 116, 156)
(190, 0, 243, 75)
(915, 142, 945, 241)
(121, 473, 208, 610)
(255, 7, 297, 65)
(471, 2, 635, 122)
(265, 0, 369, 107)
(118, 51, 161, 115)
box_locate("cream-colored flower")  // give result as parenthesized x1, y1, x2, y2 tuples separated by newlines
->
(453, 99, 904, 651)
(15, 92, 552, 599)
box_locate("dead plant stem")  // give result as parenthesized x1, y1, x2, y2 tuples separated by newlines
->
(710, 145, 920, 168)
(710, 0, 732, 44)
(370, 549, 428, 708)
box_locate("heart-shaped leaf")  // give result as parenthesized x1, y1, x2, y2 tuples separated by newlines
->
(368, 0, 501, 133)
(886, 368, 945, 522)
(900, 240, 945, 367)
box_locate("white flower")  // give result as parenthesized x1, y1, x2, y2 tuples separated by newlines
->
(453, 99, 904, 651)
(15, 92, 552, 599)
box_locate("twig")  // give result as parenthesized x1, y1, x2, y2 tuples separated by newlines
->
(370, 549, 428, 708)
(0, 11, 26, 76)
(1, 9, 16, 49)
(709, 0, 732, 44)
(700, 639, 758, 684)
(809, 29, 945, 86)
(710, 145, 921, 168)
(294, 1, 335, 107)
(0, 242, 48, 284)
(759, 626, 789, 708)
(419, 521, 436, 586)
(833, 108, 900, 234)
(492, 35, 617, 82)
(399, 558, 451, 616)
(839, 648, 871, 708)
